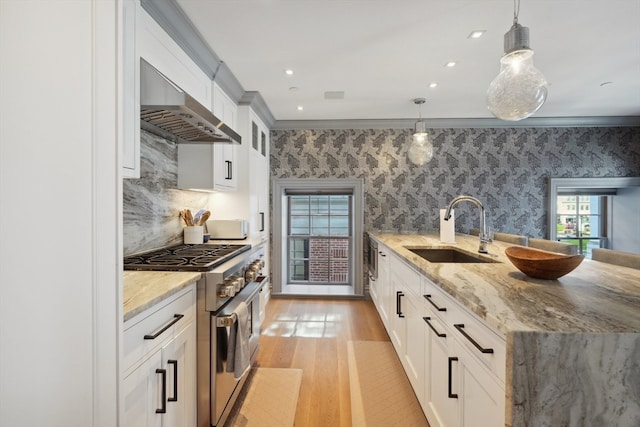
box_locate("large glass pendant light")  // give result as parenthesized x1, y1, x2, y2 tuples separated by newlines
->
(487, 0, 548, 121)
(408, 98, 433, 165)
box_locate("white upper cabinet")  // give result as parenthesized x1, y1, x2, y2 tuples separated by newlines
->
(176, 84, 238, 192)
(212, 83, 238, 191)
(121, 0, 140, 178)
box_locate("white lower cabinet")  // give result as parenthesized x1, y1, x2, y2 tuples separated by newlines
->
(389, 255, 424, 402)
(453, 339, 505, 427)
(376, 245, 391, 328)
(123, 285, 196, 427)
(371, 243, 506, 427)
(123, 349, 163, 427)
(423, 313, 457, 427)
(421, 278, 506, 427)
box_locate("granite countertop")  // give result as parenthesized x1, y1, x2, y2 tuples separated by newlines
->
(370, 232, 640, 336)
(123, 271, 201, 322)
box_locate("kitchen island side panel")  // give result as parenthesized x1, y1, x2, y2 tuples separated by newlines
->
(507, 331, 640, 427)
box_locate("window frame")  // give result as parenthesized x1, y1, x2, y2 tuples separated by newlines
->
(272, 178, 364, 296)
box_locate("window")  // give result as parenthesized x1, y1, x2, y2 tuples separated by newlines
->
(272, 178, 364, 296)
(556, 194, 606, 257)
(288, 194, 351, 284)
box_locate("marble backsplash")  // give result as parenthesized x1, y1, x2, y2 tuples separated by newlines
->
(123, 130, 210, 255)
(271, 127, 640, 238)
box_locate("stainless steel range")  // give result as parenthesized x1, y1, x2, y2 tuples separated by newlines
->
(124, 242, 267, 427)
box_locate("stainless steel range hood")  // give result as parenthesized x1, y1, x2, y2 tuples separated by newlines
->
(140, 59, 241, 145)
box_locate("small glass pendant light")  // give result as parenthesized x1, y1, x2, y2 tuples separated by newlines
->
(409, 98, 433, 165)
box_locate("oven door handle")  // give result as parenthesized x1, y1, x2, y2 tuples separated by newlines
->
(216, 312, 237, 328)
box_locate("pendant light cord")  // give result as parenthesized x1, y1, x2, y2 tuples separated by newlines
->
(513, 0, 521, 25)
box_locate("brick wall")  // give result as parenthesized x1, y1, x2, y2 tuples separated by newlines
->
(309, 238, 349, 283)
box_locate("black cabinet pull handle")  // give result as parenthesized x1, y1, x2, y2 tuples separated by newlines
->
(144, 314, 184, 340)
(448, 357, 458, 399)
(379, 251, 386, 257)
(225, 160, 232, 180)
(156, 368, 167, 413)
(396, 291, 405, 318)
(259, 212, 265, 232)
(168, 360, 178, 402)
(423, 316, 446, 337)
(424, 294, 447, 312)
(454, 324, 494, 354)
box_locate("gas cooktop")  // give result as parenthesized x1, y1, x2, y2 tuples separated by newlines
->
(123, 244, 250, 272)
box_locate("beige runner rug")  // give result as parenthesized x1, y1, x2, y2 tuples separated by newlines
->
(348, 341, 430, 427)
(226, 367, 302, 427)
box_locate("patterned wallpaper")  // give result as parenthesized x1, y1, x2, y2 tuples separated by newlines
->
(271, 127, 640, 238)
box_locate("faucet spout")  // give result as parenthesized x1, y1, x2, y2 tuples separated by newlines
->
(444, 195, 489, 253)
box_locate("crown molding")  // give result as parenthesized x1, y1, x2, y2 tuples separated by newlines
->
(271, 116, 640, 130)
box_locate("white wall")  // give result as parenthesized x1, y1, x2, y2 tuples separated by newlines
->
(611, 187, 640, 253)
(0, 1, 119, 426)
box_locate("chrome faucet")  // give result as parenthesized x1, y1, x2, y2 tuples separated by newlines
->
(444, 195, 490, 253)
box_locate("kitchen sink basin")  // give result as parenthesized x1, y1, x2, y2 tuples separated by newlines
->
(405, 247, 497, 263)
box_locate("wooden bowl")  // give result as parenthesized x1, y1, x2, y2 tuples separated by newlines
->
(504, 246, 584, 280)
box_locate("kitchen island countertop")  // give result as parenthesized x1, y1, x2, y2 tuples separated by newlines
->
(370, 232, 640, 336)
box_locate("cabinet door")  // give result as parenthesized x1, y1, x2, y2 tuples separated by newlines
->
(404, 293, 425, 402)
(389, 272, 406, 354)
(249, 147, 268, 238)
(376, 247, 391, 328)
(454, 340, 504, 427)
(123, 350, 163, 427)
(212, 84, 237, 191)
(213, 144, 236, 190)
(121, 0, 140, 178)
(425, 316, 459, 427)
(161, 320, 196, 427)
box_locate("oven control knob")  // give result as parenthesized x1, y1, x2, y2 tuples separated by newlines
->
(245, 269, 257, 282)
(217, 283, 235, 297)
(225, 284, 236, 297)
(232, 277, 244, 291)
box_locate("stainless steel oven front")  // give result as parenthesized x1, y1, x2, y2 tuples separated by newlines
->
(196, 243, 266, 427)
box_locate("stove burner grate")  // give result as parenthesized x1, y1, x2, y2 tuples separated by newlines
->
(124, 244, 250, 272)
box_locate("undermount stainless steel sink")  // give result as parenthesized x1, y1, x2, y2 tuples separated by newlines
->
(405, 247, 498, 263)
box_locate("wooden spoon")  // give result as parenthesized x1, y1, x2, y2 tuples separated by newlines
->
(198, 210, 211, 226)
(184, 209, 194, 226)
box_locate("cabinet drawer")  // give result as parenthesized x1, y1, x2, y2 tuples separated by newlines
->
(123, 285, 195, 374)
(422, 278, 454, 322)
(423, 278, 506, 383)
(449, 303, 506, 384)
(390, 254, 421, 297)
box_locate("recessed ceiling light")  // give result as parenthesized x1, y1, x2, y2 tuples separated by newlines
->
(445, 61, 457, 68)
(284, 69, 294, 76)
(468, 30, 486, 39)
(429, 82, 438, 88)
(297, 106, 304, 111)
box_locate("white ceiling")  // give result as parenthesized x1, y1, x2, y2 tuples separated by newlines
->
(175, 0, 640, 122)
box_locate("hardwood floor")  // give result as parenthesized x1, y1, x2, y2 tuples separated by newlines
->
(254, 297, 391, 427)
